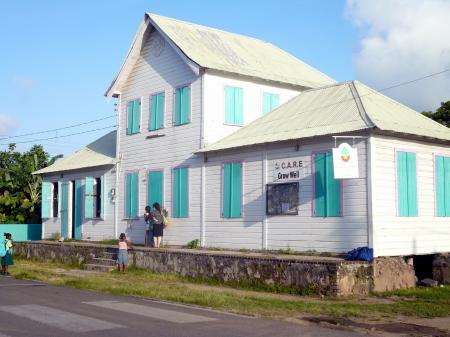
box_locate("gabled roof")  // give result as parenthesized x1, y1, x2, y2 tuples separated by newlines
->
(199, 81, 450, 153)
(106, 13, 335, 97)
(34, 131, 116, 175)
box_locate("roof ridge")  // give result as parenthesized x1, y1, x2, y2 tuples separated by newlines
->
(349, 81, 377, 129)
(147, 13, 274, 45)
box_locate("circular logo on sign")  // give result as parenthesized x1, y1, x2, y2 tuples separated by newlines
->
(340, 146, 350, 162)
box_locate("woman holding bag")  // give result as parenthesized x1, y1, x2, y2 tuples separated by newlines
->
(152, 203, 164, 248)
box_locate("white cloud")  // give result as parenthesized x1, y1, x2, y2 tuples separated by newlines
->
(346, 0, 450, 111)
(0, 114, 19, 136)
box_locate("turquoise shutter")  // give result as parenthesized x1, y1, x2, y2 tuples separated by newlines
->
(326, 153, 341, 216)
(60, 182, 69, 238)
(150, 94, 164, 130)
(262, 93, 280, 114)
(130, 173, 139, 217)
(173, 168, 180, 217)
(175, 88, 182, 125)
(181, 87, 190, 124)
(234, 87, 243, 125)
(127, 101, 134, 135)
(445, 158, 450, 216)
(41, 182, 52, 218)
(224, 86, 235, 124)
(125, 174, 132, 217)
(397, 152, 409, 216)
(223, 163, 242, 218)
(84, 177, 95, 219)
(173, 167, 188, 218)
(436, 156, 446, 216)
(406, 152, 418, 216)
(314, 154, 326, 216)
(100, 175, 104, 218)
(132, 100, 140, 134)
(148, 171, 163, 207)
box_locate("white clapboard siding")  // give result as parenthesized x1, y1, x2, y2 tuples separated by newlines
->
(203, 71, 302, 145)
(41, 166, 115, 241)
(117, 29, 202, 246)
(204, 137, 369, 252)
(371, 135, 450, 257)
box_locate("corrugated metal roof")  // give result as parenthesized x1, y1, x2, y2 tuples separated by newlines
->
(34, 131, 116, 175)
(106, 13, 335, 97)
(199, 81, 450, 152)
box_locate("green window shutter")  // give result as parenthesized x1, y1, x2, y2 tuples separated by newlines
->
(314, 154, 326, 216)
(435, 156, 446, 216)
(181, 86, 190, 124)
(223, 163, 243, 218)
(445, 158, 450, 216)
(127, 101, 134, 135)
(225, 87, 243, 125)
(262, 93, 280, 114)
(84, 177, 95, 219)
(150, 93, 164, 130)
(406, 152, 418, 216)
(100, 175, 104, 218)
(148, 171, 163, 207)
(234, 87, 243, 125)
(173, 167, 188, 218)
(60, 182, 69, 238)
(41, 182, 52, 218)
(127, 100, 140, 134)
(326, 153, 341, 216)
(314, 153, 340, 217)
(397, 151, 417, 216)
(125, 173, 139, 217)
(397, 152, 409, 216)
(174, 87, 190, 126)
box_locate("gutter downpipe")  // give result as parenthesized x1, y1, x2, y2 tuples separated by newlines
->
(114, 93, 122, 239)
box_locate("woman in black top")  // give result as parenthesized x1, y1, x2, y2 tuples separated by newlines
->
(152, 202, 164, 248)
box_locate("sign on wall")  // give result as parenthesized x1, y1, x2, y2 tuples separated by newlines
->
(273, 157, 307, 182)
(332, 143, 359, 179)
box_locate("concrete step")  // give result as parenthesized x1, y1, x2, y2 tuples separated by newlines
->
(101, 252, 117, 260)
(84, 264, 115, 272)
(92, 258, 116, 266)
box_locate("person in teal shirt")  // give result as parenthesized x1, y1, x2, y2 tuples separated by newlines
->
(1, 233, 13, 275)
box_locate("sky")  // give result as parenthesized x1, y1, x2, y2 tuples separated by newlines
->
(1, 0, 449, 157)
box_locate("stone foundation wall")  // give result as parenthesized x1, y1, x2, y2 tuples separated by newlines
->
(433, 253, 450, 284)
(14, 241, 371, 296)
(372, 257, 417, 292)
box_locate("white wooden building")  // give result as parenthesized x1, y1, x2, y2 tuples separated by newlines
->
(35, 131, 116, 241)
(39, 14, 450, 257)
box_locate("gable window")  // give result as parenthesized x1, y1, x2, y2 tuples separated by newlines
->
(148, 170, 164, 207)
(314, 152, 342, 217)
(125, 172, 139, 218)
(127, 99, 141, 135)
(224, 86, 243, 125)
(222, 162, 243, 218)
(172, 167, 188, 218)
(84, 177, 104, 219)
(174, 86, 190, 125)
(262, 92, 279, 114)
(149, 92, 164, 131)
(396, 151, 418, 216)
(52, 182, 59, 218)
(435, 155, 450, 216)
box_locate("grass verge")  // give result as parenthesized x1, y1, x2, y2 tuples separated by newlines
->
(10, 259, 450, 320)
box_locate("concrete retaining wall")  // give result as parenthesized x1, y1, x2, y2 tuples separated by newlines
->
(14, 241, 372, 296)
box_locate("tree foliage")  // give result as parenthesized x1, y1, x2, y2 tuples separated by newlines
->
(422, 101, 450, 127)
(0, 144, 59, 224)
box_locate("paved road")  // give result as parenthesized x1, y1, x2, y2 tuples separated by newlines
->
(0, 277, 364, 337)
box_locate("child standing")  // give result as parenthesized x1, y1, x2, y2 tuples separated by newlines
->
(117, 233, 132, 272)
(1, 233, 13, 275)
